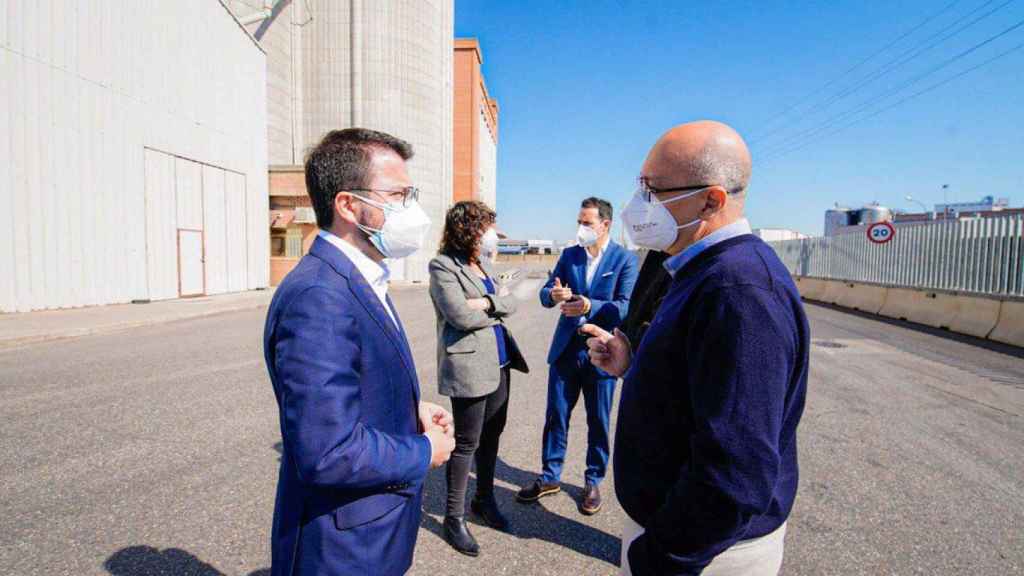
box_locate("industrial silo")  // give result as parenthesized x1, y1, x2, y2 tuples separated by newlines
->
(228, 0, 454, 283)
(859, 204, 893, 225)
(301, 0, 454, 281)
(824, 208, 853, 236)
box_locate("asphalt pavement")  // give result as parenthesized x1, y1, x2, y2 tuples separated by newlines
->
(1, 265, 1022, 575)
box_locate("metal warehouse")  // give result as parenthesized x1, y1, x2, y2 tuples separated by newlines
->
(0, 1, 270, 313)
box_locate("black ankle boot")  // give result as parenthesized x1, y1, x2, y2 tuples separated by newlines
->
(443, 515, 480, 557)
(471, 494, 511, 532)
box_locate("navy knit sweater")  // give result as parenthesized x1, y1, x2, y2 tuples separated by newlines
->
(615, 234, 809, 575)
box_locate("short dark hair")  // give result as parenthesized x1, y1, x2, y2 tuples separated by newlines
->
(304, 128, 414, 228)
(439, 201, 496, 262)
(581, 197, 613, 221)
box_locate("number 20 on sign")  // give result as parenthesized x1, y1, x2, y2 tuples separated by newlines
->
(867, 221, 895, 244)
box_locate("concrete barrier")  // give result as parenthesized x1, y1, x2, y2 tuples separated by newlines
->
(948, 296, 1002, 339)
(797, 275, 1022, 349)
(819, 280, 845, 305)
(876, 289, 981, 332)
(913, 292, 959, 329)
(989, 300, 1024, 348)
(836, 282, 889, 315)
(794, 277, 827, 301)
(879, 288, 933, 323)
(496, 253, 560, 265)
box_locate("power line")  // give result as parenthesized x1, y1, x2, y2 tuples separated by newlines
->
(749, 0, 965, 142)
(753, 0, 1014, 147)
(800, 0, 1013, 119)
(760, 39, 1024, 165)
(758, 14, 1024, 159)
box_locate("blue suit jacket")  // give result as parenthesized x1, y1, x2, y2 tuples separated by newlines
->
(540, 241, 639, 365)
(263, 236, 431, 576)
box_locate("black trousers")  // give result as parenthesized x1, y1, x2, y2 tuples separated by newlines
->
(445, 367, 510, 517)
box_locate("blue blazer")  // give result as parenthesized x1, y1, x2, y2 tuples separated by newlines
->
(263, 236, 431, 576)
(540, 241, 639, 364)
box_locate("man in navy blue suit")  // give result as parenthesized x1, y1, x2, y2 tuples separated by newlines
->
(516, 197, 638, 516)
(263, 128, 456, 576)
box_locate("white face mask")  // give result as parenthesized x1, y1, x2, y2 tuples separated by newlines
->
(354, 195, 431, 259)
(620, 187, 706, 251)
(480, 227, 500, 257)
(576, 223, 600, 247)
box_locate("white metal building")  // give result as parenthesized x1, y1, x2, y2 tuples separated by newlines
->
(0, 1, 269, 313)
(752, 228, 810, 242)
(227, 0, 454, 282)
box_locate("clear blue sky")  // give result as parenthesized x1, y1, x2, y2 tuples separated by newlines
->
(454, 0, 1024, 240)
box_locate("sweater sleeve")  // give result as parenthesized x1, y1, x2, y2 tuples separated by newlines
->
(627, 285, 793, 575)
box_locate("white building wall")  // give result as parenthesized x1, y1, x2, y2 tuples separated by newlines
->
(477, 107, 498, 210)
(752, 229, 809, 242)
(0, 0, 269, 313)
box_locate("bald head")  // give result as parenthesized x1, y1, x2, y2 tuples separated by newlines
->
(644, 120, 751, 196)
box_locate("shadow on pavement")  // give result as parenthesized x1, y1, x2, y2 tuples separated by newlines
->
(419, 457, 620, 566)
(104, 545, 269, 575)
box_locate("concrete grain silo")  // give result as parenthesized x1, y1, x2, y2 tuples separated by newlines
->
(229, 0, 454, 283)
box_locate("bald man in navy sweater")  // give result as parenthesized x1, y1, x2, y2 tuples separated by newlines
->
(583, 121, 808, 576)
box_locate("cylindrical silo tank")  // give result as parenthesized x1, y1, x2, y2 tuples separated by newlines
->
(301, 0, 454, 282)
(824, 208, 852, 236)
(859, 205, 893, 225)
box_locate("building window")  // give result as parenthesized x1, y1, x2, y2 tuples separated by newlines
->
(286, 229, 303, 258)
(270, 234, 287, 257)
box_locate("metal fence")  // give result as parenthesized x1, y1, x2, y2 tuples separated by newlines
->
(769, 214, 1024, 298)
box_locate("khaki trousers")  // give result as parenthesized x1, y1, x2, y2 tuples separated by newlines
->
(619, 514, 786, 576)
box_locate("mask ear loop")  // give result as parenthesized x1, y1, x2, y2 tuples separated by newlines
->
(659, 187, 712, 230)
(340, 192, 386, 235)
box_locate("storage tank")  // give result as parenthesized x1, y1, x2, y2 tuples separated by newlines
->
(859, 204, 893, 225)
(824, 208, 853, 236)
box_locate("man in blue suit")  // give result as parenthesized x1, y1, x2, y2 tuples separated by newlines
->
(516, 197, 638, 515)
(264, 128, 455, 576)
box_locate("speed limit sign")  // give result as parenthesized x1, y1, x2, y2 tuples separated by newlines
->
(867, 221, 895, 244)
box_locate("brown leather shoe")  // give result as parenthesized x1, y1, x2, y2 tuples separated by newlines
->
(579, 483, 602, 515)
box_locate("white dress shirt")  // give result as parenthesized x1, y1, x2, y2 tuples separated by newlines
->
(585, 235, 612, 288)
(318, 230, 397, 327)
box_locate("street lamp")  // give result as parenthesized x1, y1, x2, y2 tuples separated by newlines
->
(905, 195, 928, 212)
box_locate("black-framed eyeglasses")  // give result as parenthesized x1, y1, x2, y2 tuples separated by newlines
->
(636, 178, 714, 203)
(348, 186, 420, 207)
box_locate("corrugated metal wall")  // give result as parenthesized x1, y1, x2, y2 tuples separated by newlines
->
(769, 214, 1024, 298)
(0, 0, 269, 312)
